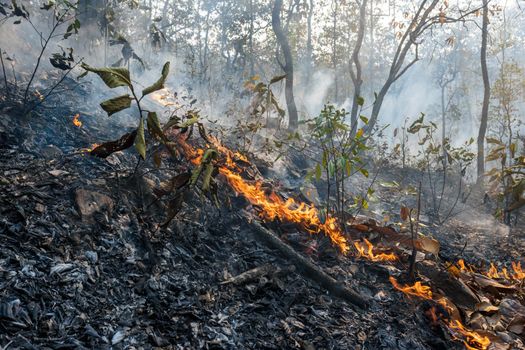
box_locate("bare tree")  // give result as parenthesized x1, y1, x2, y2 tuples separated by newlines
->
(363, 0, 482, 135)
(477, 0, 490, 181)
(272, 0, 298, 130)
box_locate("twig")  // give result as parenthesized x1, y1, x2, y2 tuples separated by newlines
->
(408, 181, 422, 280)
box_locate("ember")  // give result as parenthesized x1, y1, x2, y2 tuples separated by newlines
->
(72, 113, 82, 127)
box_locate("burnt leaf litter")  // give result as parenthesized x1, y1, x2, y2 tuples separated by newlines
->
(0, 84, 524, 350)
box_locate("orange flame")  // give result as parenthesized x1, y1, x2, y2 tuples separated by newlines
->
(448, 320, 490, 350)
(512, 261, 525, 280)
(219, 166, 350, 252)
(72, 113, 82, 127)
(354, 238, 397, 262)
(80, 143, 100, 153)
(390, 277, 491, 350)
(486, 263, 500, 279)
(389, 276, 433, 300)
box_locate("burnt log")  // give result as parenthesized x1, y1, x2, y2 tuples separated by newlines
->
(249, 219, 369, 310)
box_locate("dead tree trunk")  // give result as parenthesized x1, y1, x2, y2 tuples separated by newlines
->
(272, 0, 299, 130)
(477, 0, 490, 182)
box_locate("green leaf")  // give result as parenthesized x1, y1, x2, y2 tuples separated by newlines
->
(359, 115, 369, 124)
(357, 96, 365, 106)
(142, 61, 170, 97)
(100, 94, 132, 116)
(146, 111, 166, 142)
(135, 117, 146, 159)
(359, 168, 369, 177)
(269, 74, 286, 84)
(80, 63, 131, 88)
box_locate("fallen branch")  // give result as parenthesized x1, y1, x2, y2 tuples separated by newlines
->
(248, 219, 369, 310)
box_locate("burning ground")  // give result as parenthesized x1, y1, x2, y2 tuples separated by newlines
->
(0, 80, 524, 350)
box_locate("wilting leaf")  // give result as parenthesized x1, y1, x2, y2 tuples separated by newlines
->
(400, 206, 410, 221)
(80, 63, 131, 88)
(269, 74, 286, 84)
(90, 130, 137, 158)
(142, 61, 170, 97)
(146, 111, 166, 142)
(135, 117, 146, 159)
(486, 137, 504, 145)
(190, 149, 217, 187)
(100, 94, 132, 116)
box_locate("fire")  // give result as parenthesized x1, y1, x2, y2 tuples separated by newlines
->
(512, 261, 525, 280)
(354, 238, 397, 262)
(178, 133, 355, 253)
(457, 259, 474, 273)
(448, 320, 490, 350)
(72, 113, 82, 127)
(486, 263, 500, 279)
(389, 276, 433, 300)
(219, 166, 350, 252)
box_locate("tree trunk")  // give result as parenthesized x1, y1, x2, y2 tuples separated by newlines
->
(305, 0, 314, 86)
(272, 0, 299, 130)
(349, 0, 367, 137)
(477, 0, 490, 182)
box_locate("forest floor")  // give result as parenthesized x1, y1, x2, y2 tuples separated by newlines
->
(0, 93, 524, 349)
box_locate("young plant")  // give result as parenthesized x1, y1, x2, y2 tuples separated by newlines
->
(408, 114, 475, 224)
(305, 104, 371, 228)
(485, 138, 525, 225)
(80, 61, 170, 159)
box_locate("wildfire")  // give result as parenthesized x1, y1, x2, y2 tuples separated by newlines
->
(511, 261, 525, 280)
(390, 277, 491, 350)
(72, 113, 82, 127)
(354, 238, 397, 262)
(448, 320, 490, 350)
(456, 259, 525, 282)
(389, 276, 433, 300)
(219, 166, 350, 252)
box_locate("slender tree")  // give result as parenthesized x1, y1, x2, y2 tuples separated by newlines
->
(272, 0, 298, 130)
(477, 0, 490, 181)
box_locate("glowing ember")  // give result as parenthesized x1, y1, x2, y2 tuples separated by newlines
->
(448, 320, 490, 350)
(354, 238, 397, 262)
(389, 276, 433, 300)
(72, 113, 82, 127)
